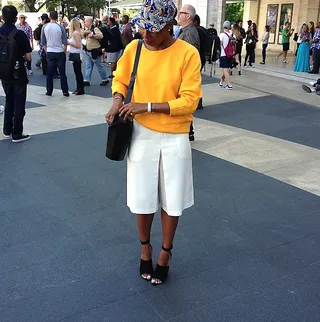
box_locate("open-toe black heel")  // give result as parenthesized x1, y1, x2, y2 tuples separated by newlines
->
(151, 245, 173, 286)
(140, 239, 153, 281)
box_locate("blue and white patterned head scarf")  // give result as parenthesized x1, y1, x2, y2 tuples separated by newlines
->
(132, 0, 177, 33)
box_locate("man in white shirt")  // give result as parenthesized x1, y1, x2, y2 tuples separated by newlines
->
(219, 21, 233, 90)
(41, 10, 69, 96)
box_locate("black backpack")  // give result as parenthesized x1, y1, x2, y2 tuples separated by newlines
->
(34, 24, 42, 41)
(0, 29, 18, 80)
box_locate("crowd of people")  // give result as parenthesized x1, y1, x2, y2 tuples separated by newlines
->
(1, 4, 320, 143)
(294, 21, 320, 74)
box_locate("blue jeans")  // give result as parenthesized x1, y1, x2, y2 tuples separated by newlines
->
(262, 44, 268, 63)
(46, 52, 69, 94)
(84, 52, 108, 81)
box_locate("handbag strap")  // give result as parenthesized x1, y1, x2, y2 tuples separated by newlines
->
(124, 39, 143, 104)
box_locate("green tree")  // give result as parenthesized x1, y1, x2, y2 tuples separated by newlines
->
(23, 0, 108, 14)
(225, 2, 244, 24)
(8, 0, 25, 11)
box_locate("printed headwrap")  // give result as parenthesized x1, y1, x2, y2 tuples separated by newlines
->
(132, 0, 177, 33)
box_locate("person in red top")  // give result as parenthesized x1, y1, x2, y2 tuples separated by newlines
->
(121, 15, 133, 45)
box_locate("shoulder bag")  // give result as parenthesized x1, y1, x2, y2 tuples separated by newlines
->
(105, 39, 143, 161)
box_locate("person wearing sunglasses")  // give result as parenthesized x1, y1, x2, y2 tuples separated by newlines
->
(177, 5, 200, 142)
(16, 14, 33, 75)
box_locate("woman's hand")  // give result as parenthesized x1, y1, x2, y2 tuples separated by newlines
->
(119, 103, 147, 120)
(105, 101, 123, 125)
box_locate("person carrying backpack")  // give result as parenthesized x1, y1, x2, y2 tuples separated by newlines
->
(218, 21, 234, 90)
(0, 5, 32, 142)
(193, 14, 207, 110)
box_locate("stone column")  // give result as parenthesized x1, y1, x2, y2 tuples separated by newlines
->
(306, 0, 320, 24)
(207, 0, 226, 31)
(180, 0, 226, 30)
(243, 0, 259, 26)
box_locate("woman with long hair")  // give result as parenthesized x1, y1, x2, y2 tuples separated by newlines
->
(105, 0, 201, 285)
(244, 22, 258, 67)
(309, 21, 315, 65)
(294, 23, 311, 72)
(260, 25, 270, 64)
(68, 18, 84, 95)
(232, 24, 242, 75)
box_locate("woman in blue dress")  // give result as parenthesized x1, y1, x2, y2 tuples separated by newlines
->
(294, 24, 311, 72)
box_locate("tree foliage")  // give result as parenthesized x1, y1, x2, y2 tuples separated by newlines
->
(23, 0, 108, 14)
(225, 2, 244, 24)
(8, 1, 25, 11)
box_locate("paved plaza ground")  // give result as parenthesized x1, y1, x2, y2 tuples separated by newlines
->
(1, 51, 320, 322)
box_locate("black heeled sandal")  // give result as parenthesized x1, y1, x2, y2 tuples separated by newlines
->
(140, 239, 153, 281)
(151, 245, 173, 286)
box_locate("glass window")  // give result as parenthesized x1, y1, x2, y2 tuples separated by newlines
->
(266, 4, 279, 44)
(278, 4, 294, 44)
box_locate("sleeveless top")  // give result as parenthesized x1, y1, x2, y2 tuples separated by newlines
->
(69, 31, 82, 58)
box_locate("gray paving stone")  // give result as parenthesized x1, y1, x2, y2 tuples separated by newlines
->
(1, 115, 320, 321)
(253, 210, 320, 246)
(0, 233, 92, 274)
(280, 304, 320, 322)
(282, 234, 320, 267)
(0, 249, 109, 302)
(196, 95, 320, 149)
(140, 273, 236, 320)
(258, 261, 320, 316)
(62, 295, 163, 322)
(0, 272, 136, 322)
(170, 290, 291, 322)
(0, 209, 74, 247)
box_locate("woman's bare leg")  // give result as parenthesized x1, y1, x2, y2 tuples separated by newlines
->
(151, 209, 179, 284)
(159, 209, 179, 265)
(137, 214, 154, 280)
(220, 73, 225, 85)
(235, 53, 241, 72)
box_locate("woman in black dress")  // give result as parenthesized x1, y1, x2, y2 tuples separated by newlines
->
(244, 23, 258, 67)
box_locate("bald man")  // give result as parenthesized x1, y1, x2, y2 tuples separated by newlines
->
(82, 17, 109, 86)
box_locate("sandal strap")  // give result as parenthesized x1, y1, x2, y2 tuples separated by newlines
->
(162, 244, 173, 252)
(140, 239, 150, 245)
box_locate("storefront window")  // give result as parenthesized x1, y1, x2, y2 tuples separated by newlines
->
(278, 4, 293, 44)
(266, 4, 279, 44)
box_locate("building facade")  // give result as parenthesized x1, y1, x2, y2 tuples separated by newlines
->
(111, 0, 320, 51)
(182, 0, 320, 51)
(243, 0, 320, 51)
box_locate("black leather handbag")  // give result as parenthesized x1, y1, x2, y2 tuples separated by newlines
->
(105, 40, 143, 161)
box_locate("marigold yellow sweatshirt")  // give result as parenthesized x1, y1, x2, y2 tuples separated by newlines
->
(112, 39, 202, 134)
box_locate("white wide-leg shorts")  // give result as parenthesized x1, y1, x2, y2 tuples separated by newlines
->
(127, 121, 194, 217)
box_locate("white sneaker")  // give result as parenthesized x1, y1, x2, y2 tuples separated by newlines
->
(282, 60, 288, 63)
(224, 85, 233, 90)
(28, 70, 33, 75)
(0, 105, 4, 114)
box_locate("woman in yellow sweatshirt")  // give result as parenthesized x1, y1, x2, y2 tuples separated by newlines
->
(105, 0, 202, 286)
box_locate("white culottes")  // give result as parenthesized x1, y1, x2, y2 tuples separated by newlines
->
(127, 121, 194, 217)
